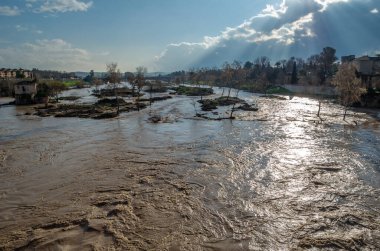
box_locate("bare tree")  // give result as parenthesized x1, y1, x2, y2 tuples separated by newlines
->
(222, 62, 233, 99)
(47, 81, 67, 103)
(106, 62, 121, 115)
(127, 73, 136, 96)
(320, 47, 337, 78)
(197, 68, 205, 100)
(257, 73, 270, 96)
(204, 69, 216, 87)
(92, 77, 103, 92)
(175, 77, 180, 86)
(332, 63, 366, 120)
(233, 61, 247, 98)
(136, 66, 147, 111)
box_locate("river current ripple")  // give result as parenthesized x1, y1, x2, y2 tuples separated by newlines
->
(0, 88, 379, 250)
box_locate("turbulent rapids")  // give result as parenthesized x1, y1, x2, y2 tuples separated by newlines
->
(0, 88, 379, 250)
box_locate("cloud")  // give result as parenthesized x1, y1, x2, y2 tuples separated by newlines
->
(15, 24, 44, 35)
(153, 0, 380, 72)
(314, 0, 349, 12)
(15, 25, 27, 32)
(370, 8, 378, 14)
(252, 13, 315, 45)
(36, 0, 93, 13)
(0, 6, 21, 16)
(258, 1, 288, 18)
(0, 39, 102, 71)
(0, 39, 11, 44)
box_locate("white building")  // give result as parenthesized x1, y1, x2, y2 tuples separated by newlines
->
(0, 68, 33, 79)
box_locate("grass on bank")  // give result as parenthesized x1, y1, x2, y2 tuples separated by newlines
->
(266, 86, 293, 95)
(62, 80, 84, 88)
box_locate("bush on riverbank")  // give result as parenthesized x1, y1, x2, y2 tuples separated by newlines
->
(171, 86, 213, 96)
(353, 89, 380, 108)
(92, 87, 142, 98)
(62, 80, 85, 88)
(266, 86, 293, 95)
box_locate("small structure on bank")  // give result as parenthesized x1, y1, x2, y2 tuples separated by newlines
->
(341, 55, 380, 88)
(14, 79, 38, 105)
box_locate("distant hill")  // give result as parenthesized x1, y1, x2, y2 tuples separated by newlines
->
(73, 72, 105, 78)
(145, 72, 169, 77)
(73, 71, 169, 79)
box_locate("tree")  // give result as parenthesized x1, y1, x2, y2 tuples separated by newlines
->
(175, 77, 180, 86)
(106, 63, 122, 115)
(92, 77, 103, 91)
(16, 70, 26, 79)
(222, 62, 233, 99)
(135, 66, 147, 111)
(320, 47, 337, 77)
(233, 61, 247, 97)
(244, 61, 253, 70)
(47, 81, 67, 103)
(291, 61, 298, 84)
(126, 73, 136, 96)
(84, 70, 95, 83)
(257, 73, 270, 96)
(307, 47, 337, 85)
(204, 69, 216, 87)
(332, 63, 367, 120)
(256, 56, 270, 70)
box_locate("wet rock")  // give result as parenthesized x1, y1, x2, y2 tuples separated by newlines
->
(236, 103, 258, 111)
(139, 96, 172, 103)
(0, 101, 15, 107)
(107, 208, 123, 217)
(135, 102, 148, 109)
(148, 115, 162, 123)
(58, 96, 81, 101)
(36, 110, 49, 117)
(96, 98, 128, 107)
(93, 112, 118, 119)
(35, 104, 56, 109)
(198, 99, 218, 111)
(195, 113, 235, 120)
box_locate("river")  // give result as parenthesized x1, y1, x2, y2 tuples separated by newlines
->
(0, 87, 379, 250)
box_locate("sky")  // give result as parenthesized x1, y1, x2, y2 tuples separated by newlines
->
(0, 0, 379, 73)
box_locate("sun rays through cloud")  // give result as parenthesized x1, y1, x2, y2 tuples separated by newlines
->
(154, 0, 380, 71)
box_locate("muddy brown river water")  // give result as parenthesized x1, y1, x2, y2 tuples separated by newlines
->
(0, 88, 380, 250)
